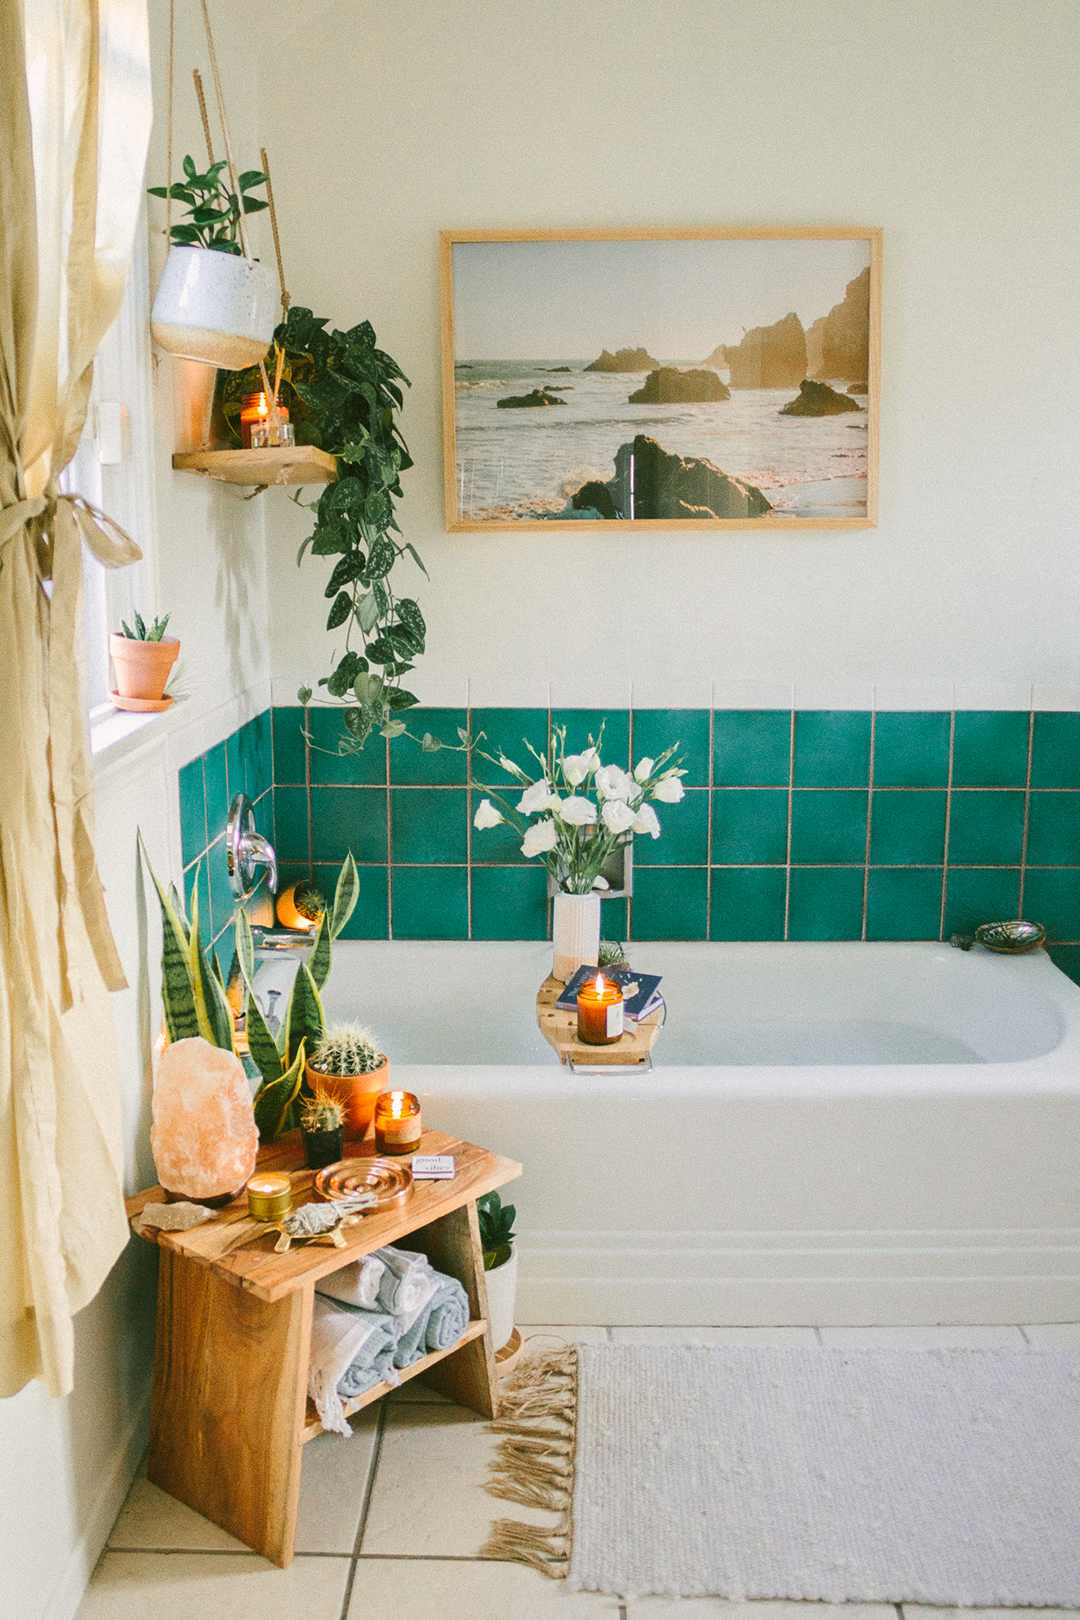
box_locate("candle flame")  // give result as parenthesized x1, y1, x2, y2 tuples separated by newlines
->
(593, 974, 605, 994)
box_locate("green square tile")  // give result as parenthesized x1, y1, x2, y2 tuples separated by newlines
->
(599, 897, 628, 944)
(636, 787, 709, 864)
(179, 757, 207, 865)
(317, 862, 389, 938)
(227, 712, 272, 803)
(1031, 713, 1080, 789)
(632, 710, 710, 787)
(787, 867, 864, 939)
(306, 705, 387, 784)
(184, 860, 212, 947)
(629, 867, 708, 940)
(870, 791, 947, 865)
(391, 788, 467, 864)
(391, 866, 468, 938)
(947, 790, 1025, 865)
(389, 709, 468, 784)
(1048, 944, 1080, 984)
(274, 785, 310, 862)
(471, 865, 549, 940)
(943, 868, 1022, 937)
(470, 708, 549, 788)
(207, 835, 236, 937)
(865, 868, 943, 940)
(1021, 869, 1080, 940)
(952, 711, 1029, 787)
(272, 707, 308, 784)
(713, 710, 791, 786)
(311, 786, 389, 864)
(203, 741, 230, 845)
(872, 712, 951, 787)
(711, 789, 788, 864)
(552, 709, 629, 769)
(793, 711, 871, 787)
(710, 867, 787, 940)
(1026, 792, 1080, 866)
(790, 790, 868, 865)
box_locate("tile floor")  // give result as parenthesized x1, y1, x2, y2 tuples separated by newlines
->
(77, 1321, 1080, 1620)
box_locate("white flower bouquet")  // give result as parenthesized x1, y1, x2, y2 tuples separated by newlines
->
(472, 722, 686, 894)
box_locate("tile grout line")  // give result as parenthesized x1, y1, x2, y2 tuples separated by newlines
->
(340, 1396, 390, 1620)
(303, 703, 314, 881)
(627, 704, 635, 943)
(783, 708, 795, 940)
(1018, 706, 1034, 918)
(862, 709, 875, 940)
(385, 729, 394, 939)
(706, 701, 715, 939)
(1017, 1324, 1031, 1344)
(466, 695, 474, 941)
(939, 711, 956, 940)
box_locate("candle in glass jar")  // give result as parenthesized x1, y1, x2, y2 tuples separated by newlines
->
(576, 973, 624, 1044)
(374, 1090, 422, 1155)
(247, 1173, 293, 1222)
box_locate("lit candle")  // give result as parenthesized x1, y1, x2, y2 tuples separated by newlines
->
(576, 973, 624, 1045)
(247, 1173, 293, 1222)
(374, 1090, 422, 1156)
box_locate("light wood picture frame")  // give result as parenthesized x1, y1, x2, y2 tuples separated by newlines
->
(440, 227, 881, 532)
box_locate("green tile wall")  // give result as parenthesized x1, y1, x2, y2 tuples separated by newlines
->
(171, 705, 1080, 978)
(177, 711, 273, 950)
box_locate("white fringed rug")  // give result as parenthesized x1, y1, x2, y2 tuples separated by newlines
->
(485, 1343, 1080, 1605)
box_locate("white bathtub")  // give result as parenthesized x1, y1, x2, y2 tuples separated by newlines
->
(317, 940, 1080, 1326)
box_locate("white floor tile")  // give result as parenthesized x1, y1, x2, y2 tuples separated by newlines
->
(611, 1327, 819, 1348)
(107, 1477, 247, 1553)
(818, 1325, 1027, 1348)
(1021, 1323, 1080, 1346)
(350, 1557, 619, 1618)
(74, 1552, 348, 1619)
(630, 1604, 894, 1620)
(361, 1403, 553, 1557)
(294, 1406, 380, 1553)
(905, 1608, 1080, 1619)
(389, 1377, 454, 1402)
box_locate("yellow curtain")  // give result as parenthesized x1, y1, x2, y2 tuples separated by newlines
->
(0, 0, 152, 1398)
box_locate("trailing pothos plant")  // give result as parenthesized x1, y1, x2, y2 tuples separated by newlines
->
(248, 306, 427, 750)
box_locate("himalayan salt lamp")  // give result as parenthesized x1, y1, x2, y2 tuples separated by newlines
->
(151, 1036, 258, 1205)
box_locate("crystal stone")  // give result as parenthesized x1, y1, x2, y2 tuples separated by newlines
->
(151, 1036, 259, 1204)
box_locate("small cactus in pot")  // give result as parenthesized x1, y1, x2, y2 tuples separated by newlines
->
(299, 1089, 345, 1169)
(305, 1022, 389, 1142)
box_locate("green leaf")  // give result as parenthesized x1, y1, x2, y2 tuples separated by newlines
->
(139, 837, 200, 1042)
(253, 1040, 306, 1141)
(356, 592, 381, 634)
(386, 688, 420, 712)
(241, 197, 270, 214)
(234, 907, 256, 987)
(330, 852, 360, 938)
(297, 685, 313, 704)
(326, 592, 352, 630)
(307, 907, 333, 989)
(324, 551, 367, 597)
(189, 911, 235, 1051)
(352, 671, 383, 705)
(310, 523, 349, 556)
(237, 169, 267, 189)
(365, 536, 395, 580)
(421, 732, 442, 752)
(397, 598, 426, 642)
(284, 962, 324, 1071)
(244, 983, 285, 1091)
(381, 719, 407, 738)
(404, 542, 429, 578)
(326, 650, 367, 697)
(364, 635, 397, 665)
(343, 707, 373, 746)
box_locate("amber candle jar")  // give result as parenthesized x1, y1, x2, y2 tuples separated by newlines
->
(240, 390, 289, 448)
(374, 1090, 422, 1155)
(576, 974, 624, 1044)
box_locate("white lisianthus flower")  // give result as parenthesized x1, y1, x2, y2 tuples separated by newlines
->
(517, 779, 561, 815)
(521, 819, 558, 858)
(595, 764, 634, 801)
(557, 795, 598, 826)
(633, 802, 662, 838)
(601, 798, 637, 834)
(633, 756, 655, 782)
(473, 798, 503, 829)
(499, 754, 527, 780)
(652, 775, 686, 803)
(561, 749, 598, 786)
(592, 875, 610, 890)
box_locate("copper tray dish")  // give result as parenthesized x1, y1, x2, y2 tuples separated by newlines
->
(313, 1156, 413, 1210)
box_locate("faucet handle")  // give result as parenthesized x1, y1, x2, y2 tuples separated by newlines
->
(227, 793, 278, 900)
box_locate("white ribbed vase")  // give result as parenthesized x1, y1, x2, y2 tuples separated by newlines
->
(151, 245, 277, 370)
(551, 891, 601, 984)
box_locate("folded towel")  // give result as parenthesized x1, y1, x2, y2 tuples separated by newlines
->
(373, 1245, 434, 1318)
(308, 1296, 397, 1436)
(317, 1253, 387, 1310)
(392, 1274, 470, 1369)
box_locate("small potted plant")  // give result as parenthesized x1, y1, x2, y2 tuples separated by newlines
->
(478, 1190, 517, 1354)
(299, 1089, 345, 1170)
(110, 612, 179, 710)
(305, 1023, 389, 1142)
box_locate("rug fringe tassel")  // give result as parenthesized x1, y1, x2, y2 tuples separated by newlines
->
(481, 1346, 577, 1580)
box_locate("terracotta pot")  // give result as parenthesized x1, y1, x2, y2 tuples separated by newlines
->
(109, 633, 180, 701)
(305, 1057, 389, 1142)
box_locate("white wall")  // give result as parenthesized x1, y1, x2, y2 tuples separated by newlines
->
(0, 3, 274, 1615)
(258, 0, 1080, 713)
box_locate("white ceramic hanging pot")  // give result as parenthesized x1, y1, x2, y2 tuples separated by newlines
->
(484, 1248, 518, 1354)
(551, 890, 601, 984)
(151, 245, 277, 370)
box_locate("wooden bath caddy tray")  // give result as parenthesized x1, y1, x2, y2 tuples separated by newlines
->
(536, 973, 662, 1067)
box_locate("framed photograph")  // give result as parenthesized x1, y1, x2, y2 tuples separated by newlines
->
(440, 227, 881, 531)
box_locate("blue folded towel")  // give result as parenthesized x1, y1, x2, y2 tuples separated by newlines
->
(392, 1274, 470, 1369)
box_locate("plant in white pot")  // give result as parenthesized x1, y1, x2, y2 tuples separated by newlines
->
(148, 155, 277, 369)
(472, 723, 686, 981)
(477, 1190, 518, 1354)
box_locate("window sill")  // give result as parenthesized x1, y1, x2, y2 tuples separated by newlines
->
(90, 698, 184, 775)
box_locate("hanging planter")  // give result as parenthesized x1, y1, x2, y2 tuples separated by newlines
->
(151, 243, 277, 370)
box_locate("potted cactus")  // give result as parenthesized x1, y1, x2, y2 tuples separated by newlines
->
(306, 1022, 389, 1142)
(477, 1190, 518, 1354)
(299, 1088, 346, 1169)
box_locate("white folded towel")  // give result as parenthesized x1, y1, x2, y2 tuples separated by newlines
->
(373, 1245, 441, 1336)
(317, 1253, 387, 1310)
(308, 1295, 399, 1436)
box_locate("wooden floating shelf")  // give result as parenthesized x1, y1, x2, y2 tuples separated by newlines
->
(171, 445, 338, 487)
(300, 1319, 488, 1442)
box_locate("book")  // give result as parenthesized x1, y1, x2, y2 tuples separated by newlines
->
(555, 964, 664, 1022)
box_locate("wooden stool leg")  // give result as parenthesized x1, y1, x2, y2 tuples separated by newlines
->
(411, 1202, 499, 1417)
(147, 1249, 312, 1566)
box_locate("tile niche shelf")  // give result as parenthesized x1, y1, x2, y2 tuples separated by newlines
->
(171, 445, 338, 486)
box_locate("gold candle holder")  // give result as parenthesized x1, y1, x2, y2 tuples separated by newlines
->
(247, 1173, 293, 1222)
(373, 1090, 422, 1156)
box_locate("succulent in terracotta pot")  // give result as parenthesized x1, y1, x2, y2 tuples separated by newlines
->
(110, 611, 179, 708)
